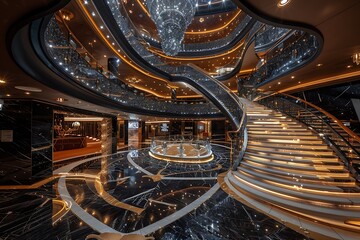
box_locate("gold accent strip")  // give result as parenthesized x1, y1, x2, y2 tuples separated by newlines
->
(279, 71, 360, 93)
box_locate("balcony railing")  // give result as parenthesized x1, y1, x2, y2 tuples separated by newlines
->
(255, 25, 290, 53)
(247, 30, 319, 88)
(44, 16, 221, 117)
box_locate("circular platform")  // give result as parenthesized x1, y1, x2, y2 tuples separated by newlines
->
(149, 137, 213, 163)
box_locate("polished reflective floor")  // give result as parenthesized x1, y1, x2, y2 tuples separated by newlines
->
(0, 144, 311, 239)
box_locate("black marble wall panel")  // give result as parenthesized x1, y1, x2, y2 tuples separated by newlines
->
(111, 116, 118, 154)
(0, 99, 118, 185)
(0, 100, 53, 185)
(31, 102, 53, 180)
(0, 100, 32, 185)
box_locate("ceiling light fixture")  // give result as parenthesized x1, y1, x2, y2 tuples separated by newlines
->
(146, 0, 197, 56)
(277, 0, 291, 7)
(56, 97, 68, 102)
(0, 80, 5, 84)
(15, 86, 42, 92)
(352, 53, 360, 65)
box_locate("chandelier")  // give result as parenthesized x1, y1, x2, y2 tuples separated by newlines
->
(146, 0, 197, 56)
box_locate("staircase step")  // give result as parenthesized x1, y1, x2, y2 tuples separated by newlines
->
(247, 141, 331, 150)
(230, 171, 360, 204)
(247, 133, 319, 140)
(238, 166, 356, 190)
(248, 130, 314, 136)
(245, 152, 340, 163)
(247, 137, 324, 145)
(240, 161, 351, 179)
(246, 146, 335, 157)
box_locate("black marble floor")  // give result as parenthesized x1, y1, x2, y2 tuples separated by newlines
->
(0, 145, 312, 239)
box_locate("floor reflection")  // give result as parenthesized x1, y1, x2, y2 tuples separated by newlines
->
(0, 144, 311, 239)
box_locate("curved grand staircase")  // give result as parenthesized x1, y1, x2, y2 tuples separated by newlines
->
(220, 99, 360, 240)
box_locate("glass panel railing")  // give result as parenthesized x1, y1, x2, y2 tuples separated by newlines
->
(44, 16, 221, 116)
(254, 25, 290, 52)
(149, 135, 212, 161)
(258, 93, 360, 181)
(246, 30, 319, 88)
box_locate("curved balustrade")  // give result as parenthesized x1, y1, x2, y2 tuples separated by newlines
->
(254, 25, 290, 53)
(246, 30, 319, 88)
(258, 93, 360, 181)
(43, 17, 221, 117)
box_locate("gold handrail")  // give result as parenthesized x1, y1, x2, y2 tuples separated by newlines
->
(281, 93, 360, 144)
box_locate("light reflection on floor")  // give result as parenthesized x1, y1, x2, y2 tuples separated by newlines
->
(0, 144, 311, 239)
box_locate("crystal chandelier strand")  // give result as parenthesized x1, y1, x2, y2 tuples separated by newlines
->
(146, 0, 197, 56)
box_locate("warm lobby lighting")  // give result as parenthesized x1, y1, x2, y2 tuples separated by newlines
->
(64, 117, 104, 122)
(0, 79, 5, 84)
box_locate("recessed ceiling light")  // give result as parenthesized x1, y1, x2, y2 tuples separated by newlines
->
(6, 94, 10, 97)
(0, 79, 5, 84)
(347, 65, 352, 68)
(56, 97, 68, 102)
(25, 92, 30, 95)
(15, 86, 42, 92)
(278, 82, 281, 84)
(316, 63, 323, 67)
(277, 0, 291, 7)
(291, 76, 295, 79)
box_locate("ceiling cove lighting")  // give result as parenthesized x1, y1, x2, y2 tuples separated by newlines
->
(146, 0, 197, 56)
(277, 0, 291, 7)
